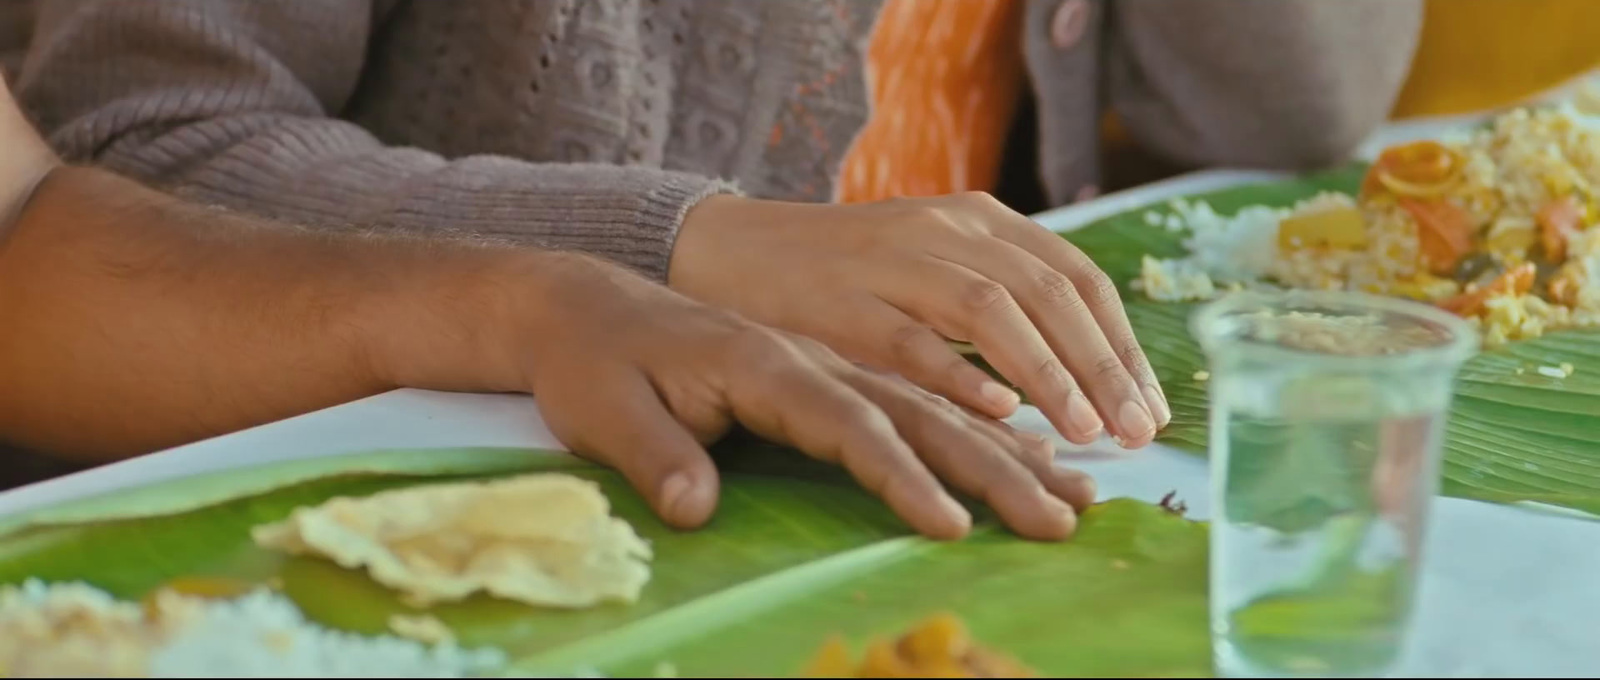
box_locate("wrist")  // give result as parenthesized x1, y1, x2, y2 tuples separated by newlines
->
(358, 243, 572, 394)
(669, 194, 804, 300)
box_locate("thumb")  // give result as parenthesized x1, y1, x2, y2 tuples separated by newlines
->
(544, 372, 721, 529)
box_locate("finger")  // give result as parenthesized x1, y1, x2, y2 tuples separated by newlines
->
(1004, 428, 1098, 511)
(966, 407, 1098, 511)
(721, 336, 971, 539)
(998, 218, 1172, 429)
(932, 241, 1157, 448)
(830, 297, 1021, 419)
(838, 368, 1098, 513)
(904, 382, 1099, 513)
(869, 258, 1105, 445)
(849, 371, 1079, 541)
(540, 370, 720, 529)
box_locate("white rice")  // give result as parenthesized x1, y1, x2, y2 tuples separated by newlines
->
(1135, 194, 1358, 301)
(150, 589, 507, 678)
(2, 579, 515, 678)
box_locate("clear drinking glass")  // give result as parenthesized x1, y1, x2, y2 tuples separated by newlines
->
(1192, 290, 1477, 678)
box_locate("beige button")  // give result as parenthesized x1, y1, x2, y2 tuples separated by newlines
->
(1050, 0, 1091, 50)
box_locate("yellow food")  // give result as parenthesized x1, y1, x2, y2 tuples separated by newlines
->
(1136, 105, 1600, 348)
(801, 613, 1036, 678)
(1485, 216, 1538, 260)
(1277, 205, 1368, 250)
(252, 474, 652, 609)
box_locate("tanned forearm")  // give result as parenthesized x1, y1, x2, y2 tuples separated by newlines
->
(0, 165, 544, 460)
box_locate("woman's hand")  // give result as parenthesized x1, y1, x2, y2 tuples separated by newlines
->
(668, 193, 1170, 449)
(379, 251, 1097, 541)
(0, 77, 60, 230)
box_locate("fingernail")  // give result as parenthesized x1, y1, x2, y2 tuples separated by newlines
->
(1037, 489, 1079, 539)
(938, 494, 973, 529)
(1118, 399, 1156, 440)
(979, 380, 1021, 411)
(660, 472, 694, 520)
(1142, 384, 1171, 428)
(1039, 488, 1075, 519)
(1065, 391, 1103, 439)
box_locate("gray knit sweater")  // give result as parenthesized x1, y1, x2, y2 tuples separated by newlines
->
(10, 0, 1421, 281)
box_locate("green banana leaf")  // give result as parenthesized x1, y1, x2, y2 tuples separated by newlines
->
(0, 446, 1211, 678)
(9, 165, 1596, 678)
(1044, 166, 1600, 516)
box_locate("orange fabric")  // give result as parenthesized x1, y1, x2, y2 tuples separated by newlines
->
(837, 0, 1027, 203)
(1391, 0, 1600, 119)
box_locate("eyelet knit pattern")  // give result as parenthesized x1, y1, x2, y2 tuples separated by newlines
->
(17, 0, 879, 281)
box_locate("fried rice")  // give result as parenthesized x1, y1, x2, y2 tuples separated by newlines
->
(1136, 104, 1600, 348)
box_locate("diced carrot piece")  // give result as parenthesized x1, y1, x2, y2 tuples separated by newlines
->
(1537, 196, 1583, 263)
(1399, 198, 1476, 275)
(1437, 262, 1536, 316)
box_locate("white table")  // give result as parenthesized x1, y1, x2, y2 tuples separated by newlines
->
(3, 171, 1597, 677)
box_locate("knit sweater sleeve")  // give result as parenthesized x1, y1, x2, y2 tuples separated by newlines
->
(1107, 0, 1424, 171)
(17, 0, 732, 281)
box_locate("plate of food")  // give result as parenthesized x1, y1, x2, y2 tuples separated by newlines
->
(1019, 104, 1600, 519)
(0, 445, 1208, 678)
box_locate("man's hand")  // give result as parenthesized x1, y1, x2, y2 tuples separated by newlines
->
(0, 75, 1095, 540)
(380, 252, 1097, 541)
(668, 193, 1170, 449)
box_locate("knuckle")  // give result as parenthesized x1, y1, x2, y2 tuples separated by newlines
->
(1115, 340, 1151, 373)
(1035, 356, 1070, 386)
(945, 354, 986, 381)
(956, 190, 1004, 211)
(841, 408, 901, 458)
(960, 279, 1015, 315)
(886, 323, 936, 361)
(918, 390, 965, 418)
(725, 325, 792, 369)
(1034, 270, 1082, 308)
(1080, 269, 1123, 308)
(908, 203, 950, 226)
(1012, 436, 1054, 469)
(1093, 353, 1127, 379)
